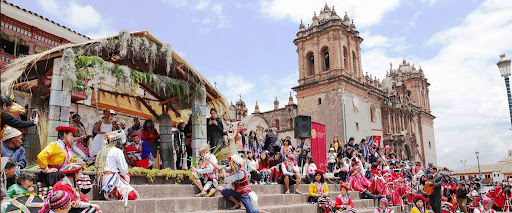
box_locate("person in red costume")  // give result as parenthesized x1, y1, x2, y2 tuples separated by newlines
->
(124, 131, 153, 169)
(334, 184, 354, 212)
(52, 162, 102, 212)
(486, 182, 512, 211)
(348, 166, 384, 200)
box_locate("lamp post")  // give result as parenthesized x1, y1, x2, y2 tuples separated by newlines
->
(475, 150, 482, 184)
(497, 54, 512, 129)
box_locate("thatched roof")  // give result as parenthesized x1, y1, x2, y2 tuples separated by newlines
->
(1, 30, 229, 117)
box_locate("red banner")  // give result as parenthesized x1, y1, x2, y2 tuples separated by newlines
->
(311, 122, 327, 171)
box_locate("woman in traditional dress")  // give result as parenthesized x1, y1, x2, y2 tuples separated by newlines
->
(410, 195, 428, 213)
(89, 110, 114, 157)
(71, 135, 93, 165)
(191, 144, 219, 197)
(37, 126, 76, 187)
(348, 166, 382, 199)
(52, 162, 102, 213)
(474, 198, 497, 213)
(335, 184, 355, 213)
(386, 181, 403, 206)
(307, 170, 332, 213)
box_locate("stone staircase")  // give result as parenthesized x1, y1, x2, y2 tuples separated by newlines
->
(89, 183, 405, 213)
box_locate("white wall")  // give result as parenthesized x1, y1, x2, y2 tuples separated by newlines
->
(343, 92, 383, 144)
(421, 118, 438, 165)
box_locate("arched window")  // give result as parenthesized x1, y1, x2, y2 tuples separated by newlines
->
(370, 104, 376, 123)
(306, 52, 315, 76)
(321, 46, 330, 71)
(289, 118, 293, 128)
(404, 145, 411, 161)
(343, 46, 348, 71)
(318, 98, 322, 105)
(429, 141, 431, 148)
(274, 119, 280, 130)
(352, 51, 357, 75)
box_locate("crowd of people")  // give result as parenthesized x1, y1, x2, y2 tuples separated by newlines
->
(2, 94, 512, 213)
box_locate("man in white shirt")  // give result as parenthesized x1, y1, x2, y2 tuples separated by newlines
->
(96, 130, 139, 204)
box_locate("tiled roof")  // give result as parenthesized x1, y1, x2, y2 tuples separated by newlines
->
(453, 162, 512, 175)
(1, 0, 90, 40)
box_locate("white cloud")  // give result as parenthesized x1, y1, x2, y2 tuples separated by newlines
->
(360, 31, 407, 52)
(259, 0, 400, 28)
(162, 0, 230, 32)
(37, 0, 114, 37)
(359, 0, 512, 169)
(65, 2, 102, 31)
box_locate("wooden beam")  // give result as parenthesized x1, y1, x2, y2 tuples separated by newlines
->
(96, 88, 159, 102)
(137, 97, 159, 118)
(160, 96, 180, 105)
(139, 84, 163, 101)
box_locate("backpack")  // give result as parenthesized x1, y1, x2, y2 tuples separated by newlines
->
(272, 138, 282, 147)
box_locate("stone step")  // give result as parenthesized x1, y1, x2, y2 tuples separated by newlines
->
(90, 191, 385, 213)
(190, 204, 403, 213)
(87, 183, 358, 200)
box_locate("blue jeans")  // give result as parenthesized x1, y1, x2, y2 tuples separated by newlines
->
(221, 189, 259, 213)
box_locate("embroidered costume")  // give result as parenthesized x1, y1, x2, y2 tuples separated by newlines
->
(221, 154, 260, 213)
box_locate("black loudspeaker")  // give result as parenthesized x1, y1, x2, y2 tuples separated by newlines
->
(294, 115, 311, 138)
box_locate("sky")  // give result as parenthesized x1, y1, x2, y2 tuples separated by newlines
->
(9, 0, 512, 169)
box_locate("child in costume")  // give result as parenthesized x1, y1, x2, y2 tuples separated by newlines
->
(307, 170, 332, 213)
(374, 198, 394, 213)
(48, 190, 72, 213)
(474, 198, 496, 213)
(52, 162, 102, 212)
(334, 184, 356, 213)
(6, 172, 34, 198)
(220, 154, 266, 213)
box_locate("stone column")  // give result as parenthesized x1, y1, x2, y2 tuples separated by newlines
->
(191, 85, 207, 158)
(158, 114, 174, 169)
(47, 58, 71, 142)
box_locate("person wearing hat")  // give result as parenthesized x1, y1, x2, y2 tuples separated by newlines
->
(52, 162, 102, 212)
(96, 130, 138, 202)
(90, 110, 115, 157)
(124, 131, 153, 169)
(37, 126, 78, 186)
(1, 127, 26, 168)
(48, 190, 72, 213)
(218, 154, 267, 213)
(335, 184, 354, 212)
(307, 170, 332, 213)
(386, 180, 403, 206)
(190, 144, 220, 197)
(279, 154, 301, 194)
(474, 198, 497, 213)
(375, 198, 394, 213)
(411, 195, 428, 213)
(327, 148, 337, 173)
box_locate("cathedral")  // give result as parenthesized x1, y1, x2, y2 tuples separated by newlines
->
(291, 4, 437, 165)
(230, 4, 437, 165)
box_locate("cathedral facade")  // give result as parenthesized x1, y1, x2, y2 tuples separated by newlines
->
(291, 4, 438, 165)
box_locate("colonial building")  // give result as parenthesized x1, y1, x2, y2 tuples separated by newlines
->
(452, 150, 512, 184)
(291, 4, 437, 165)
(1, 0, 89, 70)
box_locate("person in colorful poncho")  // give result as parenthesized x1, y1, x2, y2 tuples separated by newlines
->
(95, 130, 138, 203)
(307, 170, 332, 213)
(48, 190, 72, 213)
(124, 131, 153, 169)
(52, 162, 102, 212)
(37, 126, 92, 194)
(219, 154, 267, 213)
